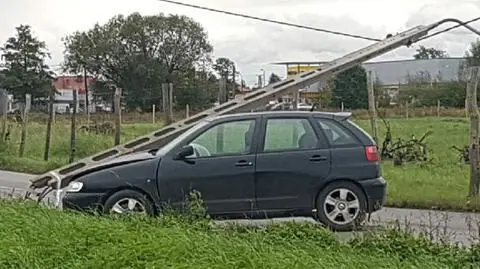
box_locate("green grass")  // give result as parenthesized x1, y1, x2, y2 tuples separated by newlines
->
(354, 117, 477, 211)
(0, 199, 479, 269)
(0, 116, 478, 211)
(0, 121, 160, 174)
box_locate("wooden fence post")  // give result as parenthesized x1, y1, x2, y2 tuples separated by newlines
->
(114, 88, 122, 146)
(437, 100, 441, 118)
(19, 94, 31, 157)
(466, 66, 480, 199)
(0, 90, 7, 142)
(367, 70, 378, 144)
(162, 83, 173, 124)
(168, 83, 174, 123)
(405, 101, 409, 119)
(69, 89, 77, 163)
(162, 83, 168, 113)
(44, 88, 55, 161)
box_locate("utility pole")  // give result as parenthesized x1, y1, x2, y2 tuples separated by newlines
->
(260, 69, 266, 87)
(218, 77, 227, 104)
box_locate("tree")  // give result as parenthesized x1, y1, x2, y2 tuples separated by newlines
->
(413, 45, 448, 59)
(213, 57, 234, 79)
(175, 69, 219, 109)
(400, 71, 467, 107)
(465, 38, 480, 67)
(63, 12, 213, 110)
(331, 65, 368, 109)
(269, 73, 281, 84)
(0, 25, 54, 101)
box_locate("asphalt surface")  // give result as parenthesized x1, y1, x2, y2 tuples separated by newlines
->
(1, 170, 479, 246)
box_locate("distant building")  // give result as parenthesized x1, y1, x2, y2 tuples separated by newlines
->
(0, 89, 15, 114)
(272, 57, 465, 104)
(53, 75, 96, 113)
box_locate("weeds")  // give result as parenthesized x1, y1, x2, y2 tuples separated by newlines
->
(0, 199, 480, 268)
(379, 118, 433, 166)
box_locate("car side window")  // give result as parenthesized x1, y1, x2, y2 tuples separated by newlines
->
(189, 119, 256, 157)
(263, 118, 318, 152)
(316, 119, 359, 146)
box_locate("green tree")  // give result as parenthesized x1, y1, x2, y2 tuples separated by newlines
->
(372, 78, 392, 107)
(63, 12, 213, 110)
(401, 71, 467, 108)
(213, 57, 235, 82)
(465, 38, 480, 67)
(413, 45, 448, 59)
(331, 65, 368, 109)
(0, 25, 54, 101)
(175, 69, 219, 110)
(268, 73, 281, 84)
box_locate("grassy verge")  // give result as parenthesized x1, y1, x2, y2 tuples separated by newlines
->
(354, 117, 480, 211)
(0, 122, 161, 174)
(0, 199, 478, 269)
(1, 116, 479, 211)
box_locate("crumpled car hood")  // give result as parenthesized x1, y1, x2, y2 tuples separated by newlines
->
(67, 151, 162, 182)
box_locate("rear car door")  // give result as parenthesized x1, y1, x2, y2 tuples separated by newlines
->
(315, 117, 379, 180)
(157, 117, 259, 215)
(254, 115, 331, 212)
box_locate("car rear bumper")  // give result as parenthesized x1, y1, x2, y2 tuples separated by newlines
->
(62, 192, 105, 212)
(358, 177, 387, 213)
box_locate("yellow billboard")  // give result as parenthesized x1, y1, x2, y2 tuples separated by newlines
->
(287, 65, 321, 76)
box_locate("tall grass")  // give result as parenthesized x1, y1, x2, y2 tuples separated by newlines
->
(0, 199, 479, 268)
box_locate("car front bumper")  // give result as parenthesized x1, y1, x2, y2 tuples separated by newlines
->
(358, 177, 387, 213)
(62, 192, 105, 212)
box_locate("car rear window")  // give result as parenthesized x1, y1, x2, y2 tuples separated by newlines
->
(316, 119, 360, 146)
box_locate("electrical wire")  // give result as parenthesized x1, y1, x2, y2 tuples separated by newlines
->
(156, 0, 480, 44)
(154, 0, 382, 42)
(418, 16, 480, 41)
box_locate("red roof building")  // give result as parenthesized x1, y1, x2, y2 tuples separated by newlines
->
(53, 75, 95, 94)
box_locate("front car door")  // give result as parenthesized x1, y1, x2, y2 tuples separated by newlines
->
(254, 115, 332, 213)
(157, 116, 260, 216)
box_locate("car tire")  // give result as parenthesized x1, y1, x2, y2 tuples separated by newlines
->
(315, 181, 367, 231)
(103, 189, 156, 216)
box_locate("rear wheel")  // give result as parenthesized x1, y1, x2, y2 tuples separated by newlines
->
(316, 181, 367, 231)
(103, 189, 155, 216)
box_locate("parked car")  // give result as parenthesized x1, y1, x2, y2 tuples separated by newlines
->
(62, 111, 386, 231)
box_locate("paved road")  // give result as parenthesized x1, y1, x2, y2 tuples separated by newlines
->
(1, 170, 479, 246)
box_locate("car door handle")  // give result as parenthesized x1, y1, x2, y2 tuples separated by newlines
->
(310, 155, 328, 162)
(235, 160, 253, 167)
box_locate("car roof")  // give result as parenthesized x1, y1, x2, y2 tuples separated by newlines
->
(209, 111, 352, 121)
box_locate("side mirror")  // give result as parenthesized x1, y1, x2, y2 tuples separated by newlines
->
(174, 145, 194, 160)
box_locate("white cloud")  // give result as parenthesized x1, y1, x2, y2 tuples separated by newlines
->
(0, 0, 479, 86)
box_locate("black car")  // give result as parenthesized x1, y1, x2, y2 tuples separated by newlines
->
(62, 111, 386, 231)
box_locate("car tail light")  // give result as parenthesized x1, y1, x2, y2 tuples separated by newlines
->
(365, 145, 378, 162)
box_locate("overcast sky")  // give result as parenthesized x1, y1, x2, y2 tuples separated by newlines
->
(1, 0, 479, 86)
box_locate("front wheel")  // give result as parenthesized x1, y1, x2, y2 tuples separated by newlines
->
(103, 189, 155, 216)
(315, 181, 367, 231)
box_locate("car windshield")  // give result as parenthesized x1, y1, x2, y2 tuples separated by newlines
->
(154, 119, 211, 156)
